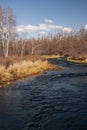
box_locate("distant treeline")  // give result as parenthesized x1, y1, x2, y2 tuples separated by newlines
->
(0, 27, 87, 60)
(0, 5, 87, 60)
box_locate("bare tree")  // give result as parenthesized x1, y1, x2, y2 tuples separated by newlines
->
(31, 38, 42, 55)
(0, 5, 3, 47)
(19, 32, 28, 59)
(0, 6, 16, 57)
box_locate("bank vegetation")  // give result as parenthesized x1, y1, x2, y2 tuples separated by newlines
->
(0, 4, 87, 86)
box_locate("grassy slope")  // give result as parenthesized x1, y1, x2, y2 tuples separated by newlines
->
(1, 54, 87, 87)
(0, 55, 61, 86)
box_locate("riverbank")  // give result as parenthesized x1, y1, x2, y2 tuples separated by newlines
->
(67, 57, 87, 64)
(0, 55, 61, 87)
(1, 54, 87, 87)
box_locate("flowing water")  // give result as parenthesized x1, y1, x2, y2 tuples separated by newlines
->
(0, 58, 87, 130)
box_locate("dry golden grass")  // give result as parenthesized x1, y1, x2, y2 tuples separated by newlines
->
(67, 57, 87, 64)
(0, 66, 13, 82)
(0, 59, 60, 85)
(42, 55, 62, 59)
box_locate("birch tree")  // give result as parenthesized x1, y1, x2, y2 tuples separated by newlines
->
(0, 6, 16, 57)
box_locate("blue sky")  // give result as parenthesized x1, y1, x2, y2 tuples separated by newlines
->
(0, 0, 87, 37)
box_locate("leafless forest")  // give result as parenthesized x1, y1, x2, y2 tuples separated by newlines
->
(0, 5, 87, 61)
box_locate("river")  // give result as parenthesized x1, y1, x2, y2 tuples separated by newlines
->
(0, 58, 87, 130)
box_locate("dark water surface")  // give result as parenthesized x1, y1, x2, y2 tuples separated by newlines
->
(0, 58, 87, 130)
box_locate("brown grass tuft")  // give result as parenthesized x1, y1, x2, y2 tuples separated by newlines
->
(0, 59, 60, 85)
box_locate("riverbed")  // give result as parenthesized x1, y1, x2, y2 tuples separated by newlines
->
(0, 58, 87, 130)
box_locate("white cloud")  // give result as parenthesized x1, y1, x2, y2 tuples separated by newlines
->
(44, 19, 53, 24)
(38, 24, 48, 30)
(16, 19, 73, 34)
(16, 24, 39, 32)
(63, 27, 73, 33)
(48, 25, 63, 29)
(24, 25, 38, 31)
(39, 31, 47, 35)
(84, 24, 87, 30)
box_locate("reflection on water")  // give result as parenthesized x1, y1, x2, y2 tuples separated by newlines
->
(0, 58, 87, 130)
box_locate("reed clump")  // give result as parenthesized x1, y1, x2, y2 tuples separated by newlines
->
(0, 60, 59, 85)
(67, 56, 87, 64)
